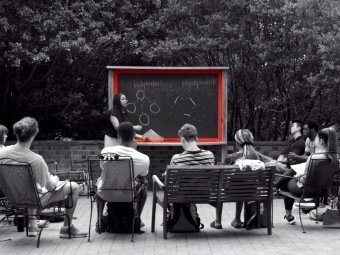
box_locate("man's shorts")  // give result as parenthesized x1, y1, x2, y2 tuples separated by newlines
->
(40, 183, 71, 207)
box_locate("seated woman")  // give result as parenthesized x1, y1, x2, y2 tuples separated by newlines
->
(282, 127, 338, 225)
(210, 129, 275, 229)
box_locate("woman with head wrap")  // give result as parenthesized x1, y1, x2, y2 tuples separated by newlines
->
(210, 129, 275, 229)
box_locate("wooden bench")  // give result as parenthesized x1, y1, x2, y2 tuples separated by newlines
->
(151, 163, 275, 239)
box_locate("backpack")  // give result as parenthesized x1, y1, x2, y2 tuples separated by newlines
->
(167, 203, 204, 232)
(243, 201, 267, 230)
(103, 202, 140, 233)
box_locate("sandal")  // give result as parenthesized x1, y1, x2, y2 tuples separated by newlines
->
(210, 220, 222, 229)
(231, 220, 243, 229)
(95, 222, 106, 234)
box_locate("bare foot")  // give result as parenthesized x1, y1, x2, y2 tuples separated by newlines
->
(231, 219, 243, 229)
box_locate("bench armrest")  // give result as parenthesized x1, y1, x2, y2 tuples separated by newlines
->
(152, 175, 165, 191)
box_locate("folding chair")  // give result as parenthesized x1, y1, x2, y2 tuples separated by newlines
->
(87, 154, 145, 242)
(278, 155, 339, 233)
(0, 158, 73, 247)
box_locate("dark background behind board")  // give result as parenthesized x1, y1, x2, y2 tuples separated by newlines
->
(118, 73, 218, 139)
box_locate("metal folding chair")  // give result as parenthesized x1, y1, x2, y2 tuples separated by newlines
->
(0, 158, 73, 247)
(277, 155, 339, 233)
(87, 154, 145, 242)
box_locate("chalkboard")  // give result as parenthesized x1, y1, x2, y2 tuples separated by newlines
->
(114, 70, 222, 142)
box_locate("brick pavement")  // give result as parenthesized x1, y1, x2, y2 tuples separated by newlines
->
(1, 193, 340, 255)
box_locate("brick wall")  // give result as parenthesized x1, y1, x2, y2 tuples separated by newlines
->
(5, 140, 289, 189)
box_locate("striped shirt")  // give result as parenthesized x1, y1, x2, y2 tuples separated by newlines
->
(170, 150, 215, 166)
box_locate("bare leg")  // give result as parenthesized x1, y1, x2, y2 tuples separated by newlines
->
(137, 187, 148, 216)
(27, 208, 37, 226)
(63, 182, 79, 227)
(96, 200, 105, 225)
(285, 209, 292, 217)
(231, 202, 243, 228)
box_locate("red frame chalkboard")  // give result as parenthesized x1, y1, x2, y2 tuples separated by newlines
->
(112, 68, 223, 143)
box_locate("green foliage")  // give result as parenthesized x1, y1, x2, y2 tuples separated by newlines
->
(1, 0, 340, 140)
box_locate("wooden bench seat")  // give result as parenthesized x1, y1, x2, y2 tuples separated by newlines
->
(151, 163, 275, 239)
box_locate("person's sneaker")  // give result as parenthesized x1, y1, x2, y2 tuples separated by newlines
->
(284, 215, 296, 225)
(59, 224, 88, 238)
(28, 225, 39, 237)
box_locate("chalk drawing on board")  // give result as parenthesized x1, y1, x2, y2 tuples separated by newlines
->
(170, 96, 206, 121)
(126, 90, 160, 126)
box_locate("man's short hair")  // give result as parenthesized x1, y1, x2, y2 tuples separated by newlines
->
(118, 122, 134, 142)
(292, 119, 304, 133)
(13, 117, 39, 142)
(304, 119, 319, 132)
(178, 123, 197, 142)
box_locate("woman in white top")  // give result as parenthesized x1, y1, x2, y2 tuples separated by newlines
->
(0, 124, 8, 150)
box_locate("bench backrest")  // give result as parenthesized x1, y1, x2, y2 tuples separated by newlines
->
(164, 163, 275, 204)
(220, 164, 275, 203)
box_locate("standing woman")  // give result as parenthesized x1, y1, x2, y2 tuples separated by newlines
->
(104, 93, 142, 147)
(0, 124, 8, 150)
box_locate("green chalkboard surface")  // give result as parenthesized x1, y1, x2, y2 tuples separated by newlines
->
(117, 73, 219, 140)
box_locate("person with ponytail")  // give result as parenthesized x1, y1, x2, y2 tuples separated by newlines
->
(210, 129, 275, 229)
(281, 127, 339, 225)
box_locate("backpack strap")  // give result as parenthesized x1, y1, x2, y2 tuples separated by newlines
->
(182, 204, 201, 230)
(167, 203, 181, 231)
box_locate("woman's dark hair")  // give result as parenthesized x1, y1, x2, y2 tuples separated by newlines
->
(112, 93, 128, 122)
(13, 117, 39, 142)
(0, 124, 8, 145)
(317, 127, 338, 165)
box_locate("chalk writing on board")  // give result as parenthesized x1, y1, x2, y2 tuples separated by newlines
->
(170, 96, 206, 122)
(134, 80, 163, 89)
(126, 90, 160, 126)
(181, 79, 216, 89)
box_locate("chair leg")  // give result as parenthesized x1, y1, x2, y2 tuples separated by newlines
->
(163, 205, 167, 239)
(131, 202, 136, 243)
(151, 195, 157, 233)
(266, 200, 272, 235)
(64, 214, 71, 239)
(88, 199, 93, 242)
(299, 201, 306, 233)
(315, 199, 320, 224)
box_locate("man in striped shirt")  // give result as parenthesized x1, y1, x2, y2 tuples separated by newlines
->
(170, 123, 215, 166)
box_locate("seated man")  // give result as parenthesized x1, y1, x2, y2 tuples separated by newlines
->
(96, 122, 150, 233)
(169, 124, 215, 229)
(0, 117, 87, 238)
(287, 119, 319, 163)
(170, 123, 215, 167)
(276, 120, 305, 173)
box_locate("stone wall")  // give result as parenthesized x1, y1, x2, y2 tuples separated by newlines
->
(5, 140, 289, 188)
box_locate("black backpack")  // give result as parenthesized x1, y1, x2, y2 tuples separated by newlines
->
(167, 203, 204, 232)
(243, 201, 268, 230)
(103, 202, 140, 233)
